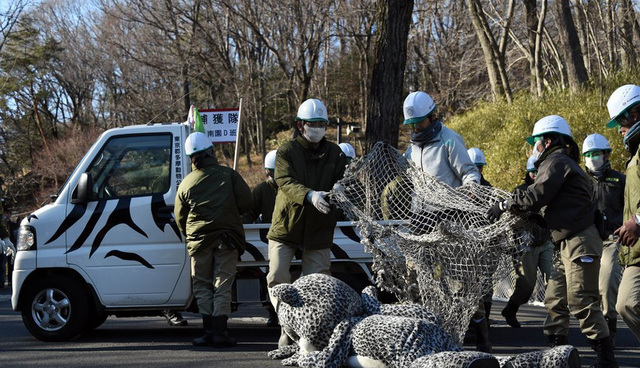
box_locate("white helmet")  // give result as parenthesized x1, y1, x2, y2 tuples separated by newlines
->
(526, 155, 538, 172)
(467, 148, 486, 166)
(403, 91, 437, 125)
(339, 143, 356, 159)
(297, 99, 329, 122)
(606, 84, 640, 128)
(525, 115, 573, 145)
(264, 150, 277, 170)
(185, 132, 213, 156)
(582, 133, 611, 155)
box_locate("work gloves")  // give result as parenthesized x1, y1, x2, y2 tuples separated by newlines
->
(1, 237, 15, 257)
(486, 200, 509, 223)
(307, 190, 330, 214)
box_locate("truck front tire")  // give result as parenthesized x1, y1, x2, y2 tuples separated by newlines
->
(21, 275, 91, 341)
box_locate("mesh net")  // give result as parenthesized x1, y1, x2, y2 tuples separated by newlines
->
(331, 142, 533, 342)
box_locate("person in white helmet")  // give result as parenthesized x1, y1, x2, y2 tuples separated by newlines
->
(174, 132, 252, 347)
(582, 133, 625, 346)
(501, 155, 553, 329)
(467, 147, 491, 186)
(266, 98, 347, 347)
(403, 91, 481, 187)
(606, 84, 640, 343)
(402, 91, 488, 352)
(339, 142, 357, 164)
(487, 115, 617, 366)
(242, 149, 280, 327)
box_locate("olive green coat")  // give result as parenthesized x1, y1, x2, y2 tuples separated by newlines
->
(621, 148, 640, 266)
(267, 136, 347, 250)
(175, 156, 252, 256)
(241, 179, 277, 224)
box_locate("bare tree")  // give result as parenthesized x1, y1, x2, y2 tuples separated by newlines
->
(365, 0, 413, 150)
(554, 0, 588, 92)
(466, 0, 513, 103)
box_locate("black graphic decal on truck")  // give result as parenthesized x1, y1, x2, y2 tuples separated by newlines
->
(90, 197, 147, 257)
(65, 200, 107, 254)
(45, 204, 87, 245)
(105, 250, 154, 269)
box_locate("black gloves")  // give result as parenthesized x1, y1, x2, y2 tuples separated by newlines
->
(487, 200, 509, 223)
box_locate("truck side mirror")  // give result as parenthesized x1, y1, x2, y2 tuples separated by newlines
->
(71, 173, 93, 204)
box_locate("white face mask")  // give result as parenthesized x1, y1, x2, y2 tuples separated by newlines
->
(531, 140, 544, 160)
(303, 125, 326, 143)
(585, 155, 606, 172)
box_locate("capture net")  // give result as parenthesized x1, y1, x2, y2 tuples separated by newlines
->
(331, 142, 533, 342)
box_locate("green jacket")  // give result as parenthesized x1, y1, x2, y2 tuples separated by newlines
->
(242, 179, 278, 223)
(175, 156, 252, 256)
(621, 148, 640, 266)
(267, 136, 347, 250)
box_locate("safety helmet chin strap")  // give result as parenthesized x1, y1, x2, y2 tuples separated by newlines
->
(624, 120, 640, 154)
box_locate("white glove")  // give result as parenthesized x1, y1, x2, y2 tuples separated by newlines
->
(2, 237, 15, 256)
(307, 191, 330, 214)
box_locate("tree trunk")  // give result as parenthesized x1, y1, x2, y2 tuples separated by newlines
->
(620, 0, 637, 68)
(554, 0, 588, 92)
(466, 0, 512, 102)
(365, 0, 413, 151)
(524, 0, 546, 96)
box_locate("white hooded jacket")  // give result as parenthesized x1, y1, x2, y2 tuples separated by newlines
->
(404, 124, 481, 188)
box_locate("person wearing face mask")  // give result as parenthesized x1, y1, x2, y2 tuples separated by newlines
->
(402, 92, 489, 352)
(582, 134, 625, 346)
(242, 149, 280, 327)
(487, 115, 617, 367)
(266, 98, 347, 347)
(606, 84, 640, 343)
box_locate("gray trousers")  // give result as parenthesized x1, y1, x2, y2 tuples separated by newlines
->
(266, 239, 331, 310)
(543, 225, 609, 340)
(599, 239, 622, 320)
(510, 241, 554, 305)
(191, 241, 238, 316)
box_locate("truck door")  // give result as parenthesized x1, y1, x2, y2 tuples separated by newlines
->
(63, 133, 186, 306)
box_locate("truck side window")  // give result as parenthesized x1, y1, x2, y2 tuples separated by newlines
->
(86, 134, 172, 200)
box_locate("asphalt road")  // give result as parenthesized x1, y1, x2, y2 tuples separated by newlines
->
(1, 286, 638, 367)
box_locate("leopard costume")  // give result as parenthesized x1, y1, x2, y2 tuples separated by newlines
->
(268, 274, 579, 368)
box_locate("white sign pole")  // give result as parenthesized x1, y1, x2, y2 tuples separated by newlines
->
(233, 98, 243, 170)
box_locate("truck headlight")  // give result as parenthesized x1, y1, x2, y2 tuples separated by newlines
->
(17, 225, 37, 251)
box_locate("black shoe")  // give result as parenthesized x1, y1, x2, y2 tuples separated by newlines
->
(588, 336, 618, 368)
(163, 310, 188, 327)
(266, 310, 279, 327)
(212, 315, 236, 348)
(501, 301, 521, 328)
(193, 315, 214, 346)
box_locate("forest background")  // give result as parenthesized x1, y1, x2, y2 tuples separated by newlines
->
(1, 0, 639, 216)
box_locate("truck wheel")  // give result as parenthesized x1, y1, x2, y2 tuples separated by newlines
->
(88, 311, 108, 331)
(21, 276, 90, 341)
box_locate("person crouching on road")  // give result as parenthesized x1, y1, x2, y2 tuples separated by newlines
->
(175, 132, 252, 348)
(487, 115, 617, 367)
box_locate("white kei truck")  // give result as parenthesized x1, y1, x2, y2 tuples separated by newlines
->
(11, 121, 374, 341)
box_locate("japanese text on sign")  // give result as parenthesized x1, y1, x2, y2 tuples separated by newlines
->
(198, 108, 240, 143)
